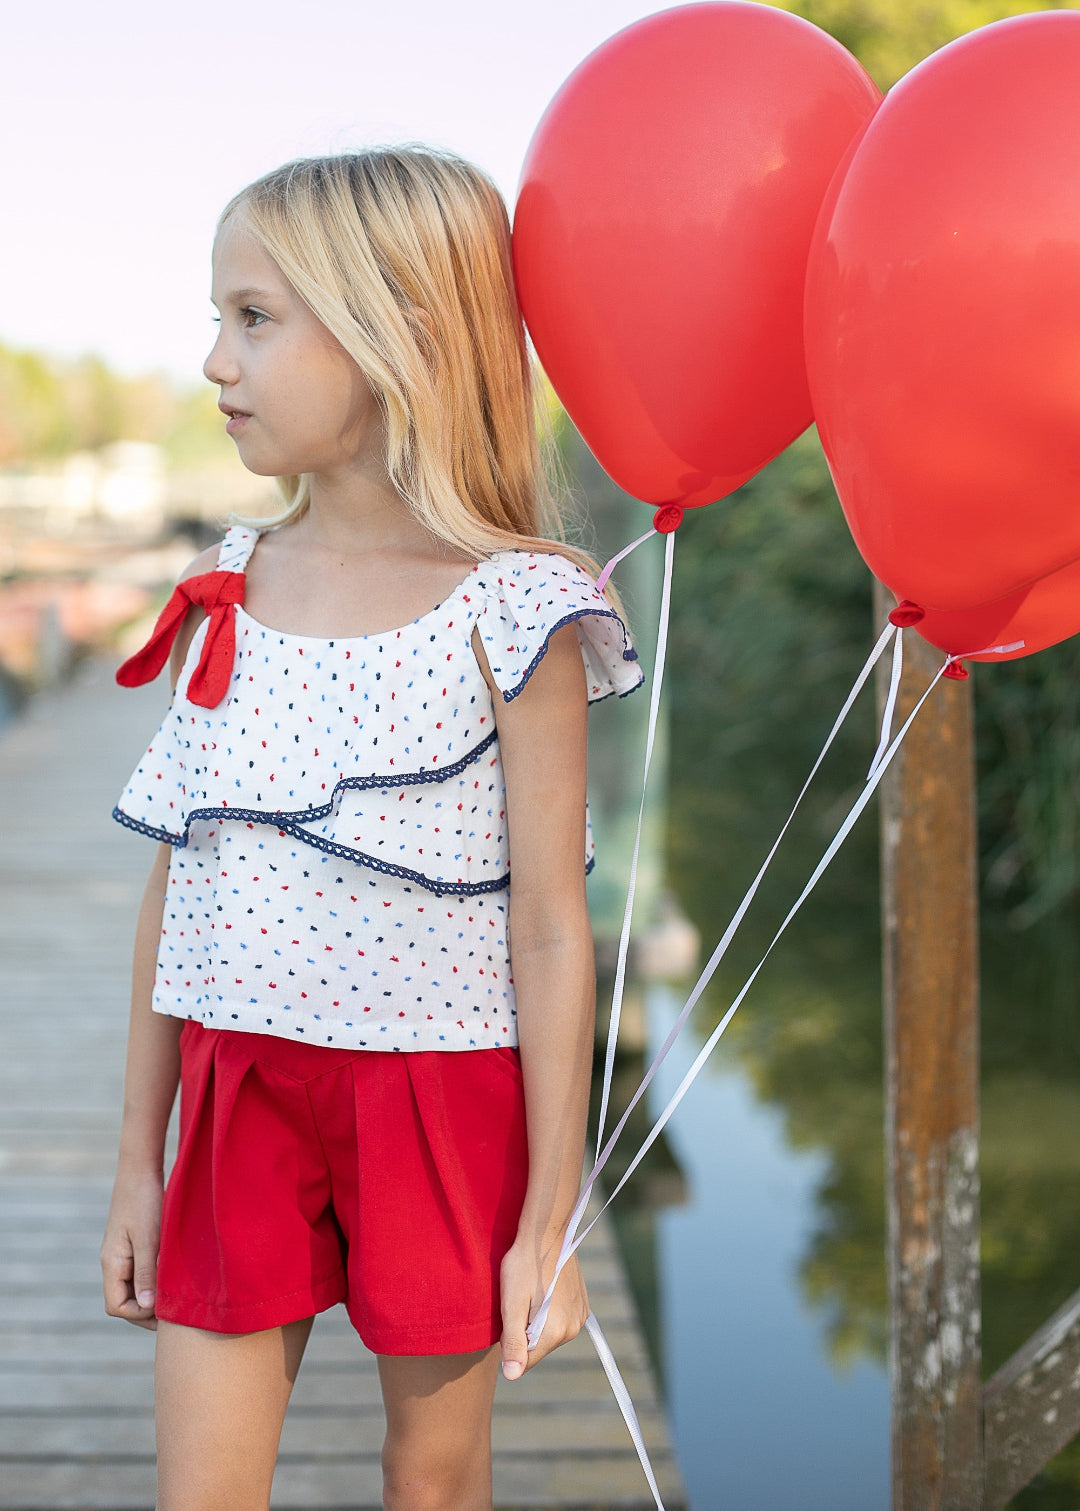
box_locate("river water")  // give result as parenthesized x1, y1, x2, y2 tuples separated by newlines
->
(597, 745, 1080, 1511)
(577, 428, 1080, 1511)
(644, 984, 889, 1510)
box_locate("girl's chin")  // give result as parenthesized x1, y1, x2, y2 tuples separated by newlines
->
(228, 436, 298, 479)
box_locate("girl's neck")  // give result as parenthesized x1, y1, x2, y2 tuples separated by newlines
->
(299, 469, 429, 558)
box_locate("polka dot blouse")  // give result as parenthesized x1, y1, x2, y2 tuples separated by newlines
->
(113, 525, 643, 1052)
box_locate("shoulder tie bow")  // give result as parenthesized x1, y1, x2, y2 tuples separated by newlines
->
(115, 569, 246, 709)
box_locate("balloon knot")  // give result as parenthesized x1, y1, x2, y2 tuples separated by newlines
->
(889, 600, 925, 627)
(943, 659, 969, 681)
(653, 504, 684, 534)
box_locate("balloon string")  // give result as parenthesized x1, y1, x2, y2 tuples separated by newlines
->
(526, 623, 955, 1511)
(528, 618, 899, 1354)
(524, 533, 675, 1510)
(585, 1312, 668, 1511)
(594, 529, 675, 1156)
(596, 527, 657, 593)
(967, 638, 1025, 656)
(562, 644, 949, 1271)
(868, 625, 903, 781)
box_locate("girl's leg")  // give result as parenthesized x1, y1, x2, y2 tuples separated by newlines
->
(378, 1346, 501, 1511)
(155, 1316, 314, 1511)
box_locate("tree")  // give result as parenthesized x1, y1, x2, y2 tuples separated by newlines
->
(770, 0, 1076, 88)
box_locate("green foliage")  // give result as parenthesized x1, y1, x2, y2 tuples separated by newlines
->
(160, 385, 240, 468)
(0, 338, 229, 466)
(663, 427, 1080, 1473)
(768, 0, 1077, 88)
(0, 346, 72, 460)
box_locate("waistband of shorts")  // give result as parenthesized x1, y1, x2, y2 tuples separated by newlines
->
(180, 1019, 521, 1084)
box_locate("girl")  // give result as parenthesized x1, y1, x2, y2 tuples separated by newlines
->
(100, 146, 643, 1511)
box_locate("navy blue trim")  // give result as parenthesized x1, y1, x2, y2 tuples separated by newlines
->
(123, 727, 498, 839)
(242, 726, 499, 821)
(586, 678, 644, 707)
(498, 608, 642, 704)
(113, 803, 512, 898)
(113, 807, 180, 846)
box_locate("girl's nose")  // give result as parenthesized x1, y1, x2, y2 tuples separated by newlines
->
(203, 329, 238, 386)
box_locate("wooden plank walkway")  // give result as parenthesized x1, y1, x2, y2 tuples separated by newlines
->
(0, 656, 686, 1510)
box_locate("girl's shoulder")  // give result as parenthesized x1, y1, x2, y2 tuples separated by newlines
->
(474, 546, 608, 606)
(472, 547, 643, 706)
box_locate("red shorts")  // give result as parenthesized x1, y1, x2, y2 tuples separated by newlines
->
(155, 1022, 529, 1354)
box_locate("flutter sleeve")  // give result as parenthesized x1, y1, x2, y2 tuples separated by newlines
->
(474, 551, 644, 704)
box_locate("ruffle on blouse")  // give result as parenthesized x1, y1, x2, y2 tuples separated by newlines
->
(112, 536, 642, 894)
(473, 553, 641, 705)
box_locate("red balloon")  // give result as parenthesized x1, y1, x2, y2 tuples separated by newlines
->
(514, 2, 879, 512)
(806, 11, 1080, 615)
(908, 553, 1080, 664)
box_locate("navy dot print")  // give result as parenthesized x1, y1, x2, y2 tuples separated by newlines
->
(114, 524, 643, 1052)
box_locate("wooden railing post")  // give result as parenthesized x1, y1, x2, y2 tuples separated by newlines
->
(878, 590, 983, 1510)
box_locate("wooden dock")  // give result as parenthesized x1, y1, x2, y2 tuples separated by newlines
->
(0, 657, 686, 1510)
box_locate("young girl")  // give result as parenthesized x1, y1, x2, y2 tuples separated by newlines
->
(100, 146, 643, 1511)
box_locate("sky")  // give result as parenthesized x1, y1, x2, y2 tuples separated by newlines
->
(1, 0, 696, 387)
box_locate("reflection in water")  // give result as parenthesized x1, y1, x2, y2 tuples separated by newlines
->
(615, 430, 1080, 1507)
(646, 985, 889, 1511)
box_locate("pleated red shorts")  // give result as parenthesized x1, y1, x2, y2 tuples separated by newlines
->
(155, 1021, 529, 1354)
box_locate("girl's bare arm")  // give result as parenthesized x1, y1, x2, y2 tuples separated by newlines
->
(100, 550, 216, 1328)
(473, 622, 595, 1379)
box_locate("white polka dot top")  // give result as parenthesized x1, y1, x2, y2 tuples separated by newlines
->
(113, 526, 643, 1052)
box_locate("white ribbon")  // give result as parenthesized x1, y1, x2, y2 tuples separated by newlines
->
(524, 525, 676, 1511)
(524, 586, 956, 1507)
(586, 1311, 669, 1510)
(571, 652, 950, 1235)
(595, 528, 676, 1154)
(596, 526, 657, 593)
(867, 623, 904, 782)
(532, 618, 901, 1338)
(970, 638, 1025, 656)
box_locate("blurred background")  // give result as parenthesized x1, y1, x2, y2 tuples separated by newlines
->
(2, 3, 1079, 1508)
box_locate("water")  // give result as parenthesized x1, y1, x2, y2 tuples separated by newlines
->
(645, 985, 889, 1511)
(621, 434, 1080, 1511)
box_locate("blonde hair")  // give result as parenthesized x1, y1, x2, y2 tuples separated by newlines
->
(218, 146, 604, 584)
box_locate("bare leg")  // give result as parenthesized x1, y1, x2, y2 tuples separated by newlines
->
(378, 1347, 501, 1511)
(155, 1316, 314, 1511)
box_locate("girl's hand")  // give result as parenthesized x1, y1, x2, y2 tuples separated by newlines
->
(499, 1238, 590, 1381)
(100, 1167, 164, 1331)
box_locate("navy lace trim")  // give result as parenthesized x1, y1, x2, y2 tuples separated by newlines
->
(113, 803, 512, 897)
(125, 725, 499, 835)
(113, 803, 596, 894)
(239, 724, 499, 819)
(498, 607, 642, 704)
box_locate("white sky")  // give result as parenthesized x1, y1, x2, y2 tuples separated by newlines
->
(1, 0, 693, 387)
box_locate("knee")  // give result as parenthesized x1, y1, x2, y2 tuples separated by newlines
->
(381, 1434, 491, 1511)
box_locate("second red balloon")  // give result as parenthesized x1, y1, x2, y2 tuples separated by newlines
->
(514, 1, 880, 516)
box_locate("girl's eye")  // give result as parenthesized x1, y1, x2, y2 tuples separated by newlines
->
(209, 309, 268, 328)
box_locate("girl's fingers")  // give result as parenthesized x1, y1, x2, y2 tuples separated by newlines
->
(500, 1292, 530, 1382)
(101, 1228, 158, 1328)
(133, 1249, 157, 1313)
(100, 1235, 134, 1314)
(500, 1248, 590, 1376)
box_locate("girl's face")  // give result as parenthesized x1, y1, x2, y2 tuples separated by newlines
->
(205, 218, 383, 478)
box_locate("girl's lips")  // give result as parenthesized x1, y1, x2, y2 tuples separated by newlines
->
(225, 413, 250, 435)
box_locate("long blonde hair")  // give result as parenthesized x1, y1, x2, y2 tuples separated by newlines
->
(219, 147, 603, 582)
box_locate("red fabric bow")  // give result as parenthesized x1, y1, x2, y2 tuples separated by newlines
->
(115, 569, 246, 708)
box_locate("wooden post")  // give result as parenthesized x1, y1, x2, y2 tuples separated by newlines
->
(983, 1284, 1080, 1508)
(878, 586, 983, 1510)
